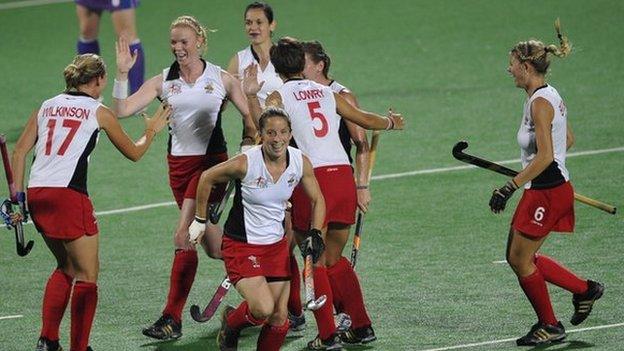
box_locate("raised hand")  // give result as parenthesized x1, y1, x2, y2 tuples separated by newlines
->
(242, 64, 265, 96)
(143, 103, 172, 135)
(116, 36, 138, 77)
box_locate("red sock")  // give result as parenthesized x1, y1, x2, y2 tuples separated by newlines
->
(70, 281, 98, 351)
(162, 249, 198, 323)
(287, 255, 303, 316)
(535, 254, 588, 294)
(311, 266, 336, 340)
(327, 257, 371, 329)
(227, 301, 266, 331)
(41, 269, 73, 341)
(518, 269, 557, 325)
(257, 320, 289, 351)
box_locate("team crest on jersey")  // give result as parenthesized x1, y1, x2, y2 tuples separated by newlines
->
(255, 176, 268, 188)
(204, 83, 214, 94)
(167, 82, 182, 96)
(287, 174, 297, 187)
(248, 255, 260, 268)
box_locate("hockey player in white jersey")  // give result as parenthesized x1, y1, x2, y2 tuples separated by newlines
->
(243, 37, 404, 350)
(11, 53, 170, 351)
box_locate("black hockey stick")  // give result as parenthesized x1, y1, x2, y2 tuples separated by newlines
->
(452, 141, 616, 214)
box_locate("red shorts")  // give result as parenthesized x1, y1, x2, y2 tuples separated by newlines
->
(27, 187, 98, 240)
(167, 153, 228, 208)
(222, 236, 290, 285)
(290, 165, 356, 232)
(512, 181, 575, 238)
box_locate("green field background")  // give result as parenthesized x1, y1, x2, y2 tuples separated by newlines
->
(0, 1, 622, 350)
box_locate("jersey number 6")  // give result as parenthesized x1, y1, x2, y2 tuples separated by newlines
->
(45, 119, 81, 156)
(307, 101, 328, 138)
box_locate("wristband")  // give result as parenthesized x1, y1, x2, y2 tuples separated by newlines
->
(356, 185, 369, 190)
(112, 79, 129, 99)
(385, 116, 395, 130)
(194, 216, 207, 224)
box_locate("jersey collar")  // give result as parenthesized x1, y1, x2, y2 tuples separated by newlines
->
(165, 59, 207, 81)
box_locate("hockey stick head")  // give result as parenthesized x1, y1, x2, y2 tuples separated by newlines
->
(452, 140, 469, 158)
(190, 304, 211, 323)
(305, 294, 327, 311)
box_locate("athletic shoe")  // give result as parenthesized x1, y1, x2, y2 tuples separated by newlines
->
(339, 326, 377, 344)
(307, 334, 343, 350)
(334, 313, 351, 332)
(288, 312, 306, 332)
(571, 280, 605, 326)
(86, 348, 94, 351)
(217, 305, 239, 351)
(35, 337, 63, 351)
(516, 322, 566, 346)
(142, 315, 182, 340)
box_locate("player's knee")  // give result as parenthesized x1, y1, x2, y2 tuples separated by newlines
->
(268, 308, 288, 326)
(249, 299, 274, 321)
(73, 267, 99, 283)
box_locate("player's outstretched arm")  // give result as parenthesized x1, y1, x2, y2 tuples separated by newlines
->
(335, 92, 404, 130)
(98, 103, 171, 162)
(222, 70, 258, 146)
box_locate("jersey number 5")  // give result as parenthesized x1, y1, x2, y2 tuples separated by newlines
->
(45, 119, 81, 156)
(307, 101, 329, 138)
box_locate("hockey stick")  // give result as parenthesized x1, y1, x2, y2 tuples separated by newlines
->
(189, 181, 236, 322)
(190, 275, 232, 323)
(0, 134, 34, 256)
(303, 239, 327, 311)
(452, 141, 617, 214)
(209, 180, 235, 224)
(350, 130, 380, 268)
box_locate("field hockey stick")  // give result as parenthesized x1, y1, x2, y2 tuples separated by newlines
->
(303, 240, 327, 310)
(209, 180, 235, 224)
(350, 130, 381, 268)
(0, 135, 34, 256)
(190, 275, 232, 323)
(452, 141, 617, 215)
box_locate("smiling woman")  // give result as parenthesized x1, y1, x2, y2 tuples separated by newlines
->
(108, 14, 258, 341)
(188, 106, 326, 351)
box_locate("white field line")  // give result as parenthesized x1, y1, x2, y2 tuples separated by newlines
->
(21, 145, 623, 221)
(0, 314, 23, 320)
(416, 322, 624, 351)
(0, 0, 72, 10)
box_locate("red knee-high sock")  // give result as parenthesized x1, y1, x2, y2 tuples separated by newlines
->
(257, 320, 289, 351)
(41, 269, 73, 341)
(518, 269, 557, 326)
(535, 254, 588, 294)
(311, 266, 336, 340)
(227, 301, 266, 331)
(70, 281, 98, 351)
(327, 257, 371, 329)
(162, 249, 198, 323)
(287, 255, 303, 316)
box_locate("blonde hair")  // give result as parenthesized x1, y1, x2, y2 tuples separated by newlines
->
(63, 53, 106, 91)
(170, 15, 215, 54)
(511, 18, 572, 74)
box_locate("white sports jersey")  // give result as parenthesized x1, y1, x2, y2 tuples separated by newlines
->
(329, 80, 347, 94)
(161, 60, 227, 156)
(224, 146, 303, 245)
(237, 46, 283, 107)
(278, 79, 350, 168)
(517, 84, 569, 189)
(28, 92, 101, 194)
